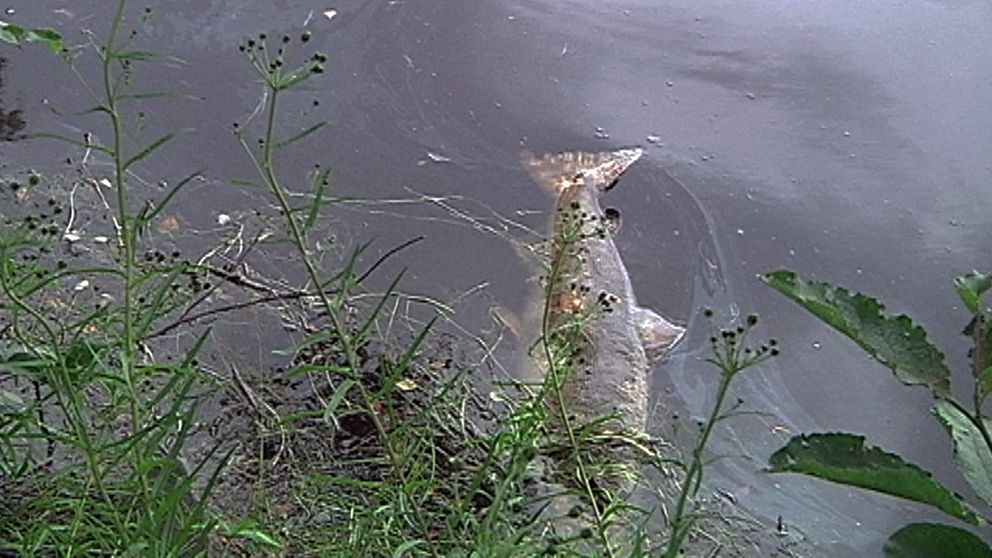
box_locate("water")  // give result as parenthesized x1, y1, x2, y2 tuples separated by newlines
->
(2, 0, 990, 554)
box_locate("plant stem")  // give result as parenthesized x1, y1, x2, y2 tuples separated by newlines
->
(540, 219, 616, 557)
(256, 84, 438, 556)
(664, 347, 740, 558)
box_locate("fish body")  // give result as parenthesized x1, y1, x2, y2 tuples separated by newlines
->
(523, 148, 685, 438)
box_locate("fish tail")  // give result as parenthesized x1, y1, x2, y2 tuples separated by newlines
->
(521, 148, 643, 193)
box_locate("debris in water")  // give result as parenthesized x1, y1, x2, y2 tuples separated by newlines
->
(396, 378, 418, 391)
(157, 215, 181, 233)
(217, 213, 232, 226)
(426, 151, 451, 163)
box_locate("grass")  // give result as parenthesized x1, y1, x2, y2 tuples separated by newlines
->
(0, 3, 797, 557)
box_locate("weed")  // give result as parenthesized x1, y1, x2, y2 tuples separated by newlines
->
(763, 269, 992, 557)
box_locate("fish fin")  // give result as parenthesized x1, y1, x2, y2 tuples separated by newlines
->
(521, 148, 643, 194)
(632, 306, 685, 362)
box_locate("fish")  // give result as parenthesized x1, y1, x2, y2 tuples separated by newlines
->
(523, 147, 685, 440)
(519, 147, 685, 540)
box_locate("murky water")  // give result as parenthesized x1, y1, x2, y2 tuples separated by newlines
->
(3, 0, 990, 554)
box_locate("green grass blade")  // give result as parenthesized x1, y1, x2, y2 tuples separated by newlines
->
(304, 167, 331, 232)
(761, 270, 951, 395)
(354, 271, 405, 344)
(323, 379, 357, 429)
(140, 169, 203, 225)
(274, 121, 326, 150)
(768, 432, 984, 525)
(124, 130, 186, 172)
(30, 132, 115, 155)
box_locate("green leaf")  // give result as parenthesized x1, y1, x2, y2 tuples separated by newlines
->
(979, 367, 992, 404)
(124, 130, 188, 171)
(0, 22, 61, 53)
(304, 167, 331, 232)
(0, 22, 25, 44)
(934, 399, 992, 508)
(323, 379, 357, 430)
(24, 28, 62, 54)
(884, 522, 992, 558)
(392, 540, 427, 558)
(768, 433, 983, 525)
(274, 121, 326, 149)
(956, 272, 992, 314)
(761, 270, 951, 395)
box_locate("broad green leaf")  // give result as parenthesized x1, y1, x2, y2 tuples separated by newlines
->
(934, 399, 992, 508)
(762, 270, 951, 395)
(768, 433, 983, 525)
(956, 272, 992, 314)
(884, 522, 992, 558)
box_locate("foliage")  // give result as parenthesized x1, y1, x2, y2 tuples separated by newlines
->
(0, 1, 801, 556)
(763, 269, 992, 557)
(1, 1, 229, 554)
(0, 20, 62, 54)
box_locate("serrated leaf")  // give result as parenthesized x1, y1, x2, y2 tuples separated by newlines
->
(768, 433, 983, 525)
(956, 272, 992, 314)
(884, 522, 992, 558)
(762, 270, 951, 395)
(934, 399, 992, 508)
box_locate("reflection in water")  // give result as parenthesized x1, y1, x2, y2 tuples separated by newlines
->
(643, 155, 873, 554)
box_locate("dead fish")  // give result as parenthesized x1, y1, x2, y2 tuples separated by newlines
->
(517, 148, 686, 543)
(522, 147, 685, 438)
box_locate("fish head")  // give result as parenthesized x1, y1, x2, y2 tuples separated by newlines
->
(522, 147, 643, 196)
(587, 148, 643, 192)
